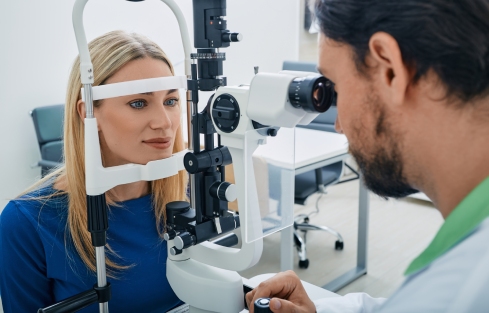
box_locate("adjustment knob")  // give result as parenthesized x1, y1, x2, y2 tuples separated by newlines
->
(254, 298, 272, 313)
(163, 230, 177, 241)
(174, 232, 196, 250)
(212, 94, 240, 133)
(166, 201, 190, 224)
(222, 32, 243, 43)
(169, 247, 183, 256)
(209, 181, 237, 202)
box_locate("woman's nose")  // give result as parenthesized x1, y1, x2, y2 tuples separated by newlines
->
(150, 106, 172, 130)
(334, 116, 344, 134)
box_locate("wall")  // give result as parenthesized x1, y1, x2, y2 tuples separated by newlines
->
(0, 0, 300, 210)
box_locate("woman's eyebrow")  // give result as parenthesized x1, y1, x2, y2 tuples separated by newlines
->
(138, 89, 178, 96)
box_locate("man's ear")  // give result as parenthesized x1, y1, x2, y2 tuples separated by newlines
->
(368, 32, 410, 107)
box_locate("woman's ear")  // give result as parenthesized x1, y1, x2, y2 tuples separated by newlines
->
(76, 99, 86, 121)
(77, 100, 101, 131)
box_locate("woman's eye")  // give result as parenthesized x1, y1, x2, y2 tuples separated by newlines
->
(129, 100, 146, 109)
(164, 98, 179, 107)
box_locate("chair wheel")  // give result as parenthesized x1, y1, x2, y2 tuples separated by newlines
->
(335, 240, 344, 250)
(298, 259, 309, 269)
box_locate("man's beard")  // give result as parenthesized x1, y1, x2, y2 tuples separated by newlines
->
(349, 97, 418, 198)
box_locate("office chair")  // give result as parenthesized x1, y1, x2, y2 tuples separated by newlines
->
(30, 104, 64, 177)
(283, 60, 359, 269)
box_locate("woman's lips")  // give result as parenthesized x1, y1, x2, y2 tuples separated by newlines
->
(143, 138, 171, 149)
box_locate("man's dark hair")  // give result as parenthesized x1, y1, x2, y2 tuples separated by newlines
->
(315, 0, 489, 102)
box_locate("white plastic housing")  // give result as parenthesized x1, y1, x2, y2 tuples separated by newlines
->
(85, 118, 186, 195)
(174, 85, 264, 271)
(167, 259, 244, 313)
(247, 72, 320, 128)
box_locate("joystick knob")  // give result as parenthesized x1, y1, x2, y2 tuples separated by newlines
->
(254, 298, 272, 313)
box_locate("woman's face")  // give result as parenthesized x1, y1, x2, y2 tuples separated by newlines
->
(92, 57, 181, 167)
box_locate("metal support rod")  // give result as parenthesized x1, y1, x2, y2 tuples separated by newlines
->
(204, 134, 214, 152)
(83, 84, 94, 118)
(191, 63, 200, 153)
(186, 88, 197, 211)
(95, 246, 109, 313)
(357, 175, 370, 268)
(217, 135, 225, 181)
(188, 61, 199, 210)
(322, 176, 370, 292)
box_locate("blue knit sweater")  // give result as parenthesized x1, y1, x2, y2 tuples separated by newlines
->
(0, 185, 182, 313)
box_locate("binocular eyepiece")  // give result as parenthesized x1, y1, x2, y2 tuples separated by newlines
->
(288, 75, 336, 113)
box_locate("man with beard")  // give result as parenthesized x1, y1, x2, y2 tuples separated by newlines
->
(246, 0, 489, 312)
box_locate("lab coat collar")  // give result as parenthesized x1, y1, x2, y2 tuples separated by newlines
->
(405, 175, 489, 276)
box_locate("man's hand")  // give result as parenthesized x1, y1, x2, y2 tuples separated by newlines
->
(245, 271, 316, 313)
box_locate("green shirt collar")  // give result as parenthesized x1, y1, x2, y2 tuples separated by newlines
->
(405, 175, 489, 276)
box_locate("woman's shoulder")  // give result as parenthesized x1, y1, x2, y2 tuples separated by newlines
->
(2, 183, 68, 224)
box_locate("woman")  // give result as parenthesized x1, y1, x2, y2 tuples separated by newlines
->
(0, 30, 188, 312)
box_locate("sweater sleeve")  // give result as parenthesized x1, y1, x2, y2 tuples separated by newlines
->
(0, 201, 54, 312)
(314, 293, 387, 313)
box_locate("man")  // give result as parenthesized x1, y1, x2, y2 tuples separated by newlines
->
(246, 0, 489, 312)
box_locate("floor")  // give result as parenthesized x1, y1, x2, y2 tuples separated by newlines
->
(238, 179, 444, 298)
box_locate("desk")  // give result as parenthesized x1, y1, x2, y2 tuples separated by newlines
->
(241, 273, 339, 312)
(255, 128, 370, 292)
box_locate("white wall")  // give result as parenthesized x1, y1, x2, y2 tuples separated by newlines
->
(0, 0, 300, 210)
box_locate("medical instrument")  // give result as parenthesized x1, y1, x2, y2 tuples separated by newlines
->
(38, 0, 335, 312)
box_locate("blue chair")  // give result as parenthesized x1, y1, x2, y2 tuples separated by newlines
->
(283, 61, 358, 269)
(30, 104, 64, 177)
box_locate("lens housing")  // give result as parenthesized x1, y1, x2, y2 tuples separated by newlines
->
(288, 75, 336, 113)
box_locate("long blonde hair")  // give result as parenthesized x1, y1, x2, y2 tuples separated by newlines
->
(21, 30, 188, 275)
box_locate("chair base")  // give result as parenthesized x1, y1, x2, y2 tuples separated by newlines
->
(293, 215, 344, 269)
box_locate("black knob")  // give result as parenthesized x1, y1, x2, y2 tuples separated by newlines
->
(222, 32, 243, 42)
(209, 181, 237, 202)
(212, 94, 240, 133)
(166, 201, 190, 224)
(254, 298, 272, 313)
(267, 128, 278, 137)
(169, 247, 183, 256)
(164, 230, 177, 241)
(174, 232, 196, 250)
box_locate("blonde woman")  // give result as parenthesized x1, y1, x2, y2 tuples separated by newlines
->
(0, 30, 188, 312)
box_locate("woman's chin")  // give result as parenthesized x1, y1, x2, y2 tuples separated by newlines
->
(146, 151, 173, 163)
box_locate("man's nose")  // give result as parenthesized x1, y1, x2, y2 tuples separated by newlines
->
(334, 116, 344, 134)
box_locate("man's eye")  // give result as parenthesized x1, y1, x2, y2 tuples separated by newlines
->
(129, 100, 146, 109)
(164, 98, 179, 107)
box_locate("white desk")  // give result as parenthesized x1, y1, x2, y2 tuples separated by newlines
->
(171, 273, 339, 313)
(244, 273, 340, 301)
(240, 273, 340, 312)
(254, 128, 370, 292)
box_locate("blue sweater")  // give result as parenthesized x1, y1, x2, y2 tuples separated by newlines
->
(0, 185, 182, 313)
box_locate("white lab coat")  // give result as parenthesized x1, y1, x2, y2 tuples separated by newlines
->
(314, 217, 489, 313)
